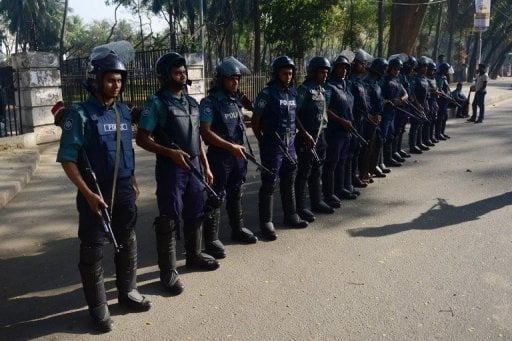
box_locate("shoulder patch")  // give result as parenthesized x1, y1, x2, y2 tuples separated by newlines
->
(63, 118, 73, 130)
(257, 98, 267, 109)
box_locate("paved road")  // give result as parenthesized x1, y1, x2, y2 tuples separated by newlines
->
(1, 97, 512, 340)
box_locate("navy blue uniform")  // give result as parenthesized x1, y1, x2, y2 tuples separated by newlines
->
(253, 83, 298, 183)
(139, 90, 205, 225)
(57, 96, 136, 246)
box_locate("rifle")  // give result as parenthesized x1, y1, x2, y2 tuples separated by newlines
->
(244, 150, 274, 176)
(404, 101, 430, 121)
(350, 128, 368, 147)
(78, 150, 120, 252)
(273, 131, 297, 166)
(387, 101, 429, 123)
(51, 101, 120, 252)
(435, 90, 462, 108)
(152, 127, 221, 203)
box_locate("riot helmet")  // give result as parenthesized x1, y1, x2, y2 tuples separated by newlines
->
(85, 50, 127, 95)
(368, 57, 388, 76)
(156, 52, 188, 89)
(271, 56, 296, 75)
(427, 60, 437, 71)
(332, 55, 351, 68)
(213, 56, 250, 93)
(306, 56, 330, 83)
(388, 58, 403, 70)
(403, 55, 417, 70)
(270, 55, 296, 85)
(438, 62, 451, 74)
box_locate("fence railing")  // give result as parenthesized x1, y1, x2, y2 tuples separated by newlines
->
(60, 50, 306, 113)
(0, 66, 22, 138)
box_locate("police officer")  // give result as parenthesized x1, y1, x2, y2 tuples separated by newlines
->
(394, 55, 416, 160)
(199, 57, 258, 259)
(252, 56, 308, 241)
(136, 52, 219, 294)
(436, 62, 452, 139)
(295, 56, 335, 222)
(380, 57, 408, 168)
(348, 51, 374, 184)
(323, 55, 358, 205)
(363, 58, 387, 178)
(426, 60, 440, 143)
(57, 50, 151, 332)
(411, 56, 433, 154)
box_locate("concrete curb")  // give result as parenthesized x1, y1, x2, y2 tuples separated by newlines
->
(0, 149, 40, 209)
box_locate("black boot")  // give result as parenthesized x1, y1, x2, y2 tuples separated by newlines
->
(258, 181, 278, 240)
(184, 220, 220, 270)
(78, 246, 113, 333)
(154, 216, 184, 295)
(378, 145, 393, 171)
(397, 131, 411, 158)
(409, 125, 422, 154)
(280, 174, 308, 228)
(392, 137, 405, 162)
(226, 190, 258, 244)
(309, 169, 334, 214)
(384, 143, 401, 167)
(322, 162, 342, 208)
(115, 232, 152, 312)
(335, 158, 357, 200)
(203, 205, 226, 259)
(295, 177, 316, 222)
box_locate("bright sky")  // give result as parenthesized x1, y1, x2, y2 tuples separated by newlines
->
(67, 0, 167, 32)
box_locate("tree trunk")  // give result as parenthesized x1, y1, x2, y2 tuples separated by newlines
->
(388, 0, 429, 55)
(59, 0, 68, 65)
(253, 0, 261, 73)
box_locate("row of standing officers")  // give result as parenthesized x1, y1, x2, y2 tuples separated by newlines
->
(56, 48, 455, 332)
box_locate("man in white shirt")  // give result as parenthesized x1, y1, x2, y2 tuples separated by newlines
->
(468, 63, 488, 123)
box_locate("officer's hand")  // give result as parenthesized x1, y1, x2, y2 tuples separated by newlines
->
(302, 132, 315, 150)
(370, 115, 380, 124)
(85, 192, 108, 219)
(204, 167, 214, 185)
(167, 149, 191, 170)
(131, 176, 140, 200)
(230, 143, 247, 160)
(342, 119, 353, 131)
(392, 98, 402, 106)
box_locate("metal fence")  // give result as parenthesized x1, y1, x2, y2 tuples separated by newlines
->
(0, 66, 22, 138)
(60, 50, 289, 111)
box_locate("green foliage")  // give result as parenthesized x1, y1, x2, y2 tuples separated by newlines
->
(0, 0, 64, 51)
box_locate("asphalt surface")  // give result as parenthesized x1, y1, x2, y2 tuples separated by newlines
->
(1, 79, 512, 340)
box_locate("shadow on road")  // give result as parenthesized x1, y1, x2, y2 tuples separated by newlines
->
(347, 191, 512, 237)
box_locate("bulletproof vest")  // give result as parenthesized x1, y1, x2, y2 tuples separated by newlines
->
(364, 77, 384, 115)
(413, 74, 430, 106)
(435, 74, 449, 109)
(81, 101, 134, 182)
(398, 73, 413, 98)
(426, 77, 438, 111)
(297, 82, 328, 134)
(381, 75, 403, 116)
(158, 93, 200, 158)
(260, 85, 297, 138)
(326, 78, 353, 136)
(208, 91, 245, 145)
(348, 74, 370, 120)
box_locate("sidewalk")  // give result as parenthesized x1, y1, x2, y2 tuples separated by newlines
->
(0, 77, 511, 210)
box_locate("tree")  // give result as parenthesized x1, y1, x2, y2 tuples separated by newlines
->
(0, 0, 64, 52)
(388, 0, 429, 55)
